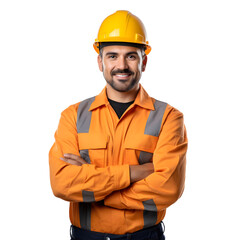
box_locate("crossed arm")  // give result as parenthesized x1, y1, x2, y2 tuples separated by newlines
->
(49, 105, 187, 211)
(61, 153, 154, 183)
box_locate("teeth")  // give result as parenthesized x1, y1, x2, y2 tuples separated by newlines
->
(116, 74, 128, 77)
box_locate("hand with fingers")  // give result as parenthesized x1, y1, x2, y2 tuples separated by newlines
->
(60, 153, 88, 166)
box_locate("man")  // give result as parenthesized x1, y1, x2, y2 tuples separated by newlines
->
(49, 10, 187, 240)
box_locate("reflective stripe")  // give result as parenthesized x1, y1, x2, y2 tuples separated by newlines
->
(144, 100, 167, 137)
(139, 151, 153, 165)
(79, 191, 94, 230)
(79, 202, 91, 230)
(143, 199, 157, 211)
(142, 199, 157, 229)
(80, 149, 91, 164)
(77, 97, 95, 133)
(82, 190, 95, 202)
(77, 99, 95, 230)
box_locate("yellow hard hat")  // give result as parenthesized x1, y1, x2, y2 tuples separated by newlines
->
(93, 10, 151, 55)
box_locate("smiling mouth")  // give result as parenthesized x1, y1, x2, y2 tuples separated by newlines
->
(113, 73, 132, 81)
(111, 69, 133, 79)
(115, 74, 130, 77)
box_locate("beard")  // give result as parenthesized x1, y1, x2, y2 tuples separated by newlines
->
(106, 77, 139, 92)
(103, 67, 140, 92)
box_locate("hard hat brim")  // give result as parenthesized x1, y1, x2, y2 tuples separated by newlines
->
(93, 41, 151, 55)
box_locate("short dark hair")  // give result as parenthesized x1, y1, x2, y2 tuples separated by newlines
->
(99, 42, 146, 58)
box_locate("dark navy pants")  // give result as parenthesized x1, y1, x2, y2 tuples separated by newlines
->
(70, 222, 165, 240)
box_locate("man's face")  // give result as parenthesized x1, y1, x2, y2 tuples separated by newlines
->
(97, 45, 147, 93)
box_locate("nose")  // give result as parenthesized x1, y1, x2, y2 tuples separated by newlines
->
(117, 56, 128, 70)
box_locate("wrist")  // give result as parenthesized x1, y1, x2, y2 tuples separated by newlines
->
(130, 163, 154, 183)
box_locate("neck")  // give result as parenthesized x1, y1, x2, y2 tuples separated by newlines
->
(106, 84, 139, 103)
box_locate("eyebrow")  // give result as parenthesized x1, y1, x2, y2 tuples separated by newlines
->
(105, 52, 118, 56)
(126, 51, 138, 56)
(105, 51, 139, 56)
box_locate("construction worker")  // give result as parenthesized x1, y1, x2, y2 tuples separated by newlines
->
(49, 10, 187, 240)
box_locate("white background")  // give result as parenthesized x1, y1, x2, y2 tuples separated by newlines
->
(0, 0, 240, 239)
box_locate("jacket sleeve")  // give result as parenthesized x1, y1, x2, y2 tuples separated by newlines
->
(104, 107, 187, 212)
(49, 104, 130, 203)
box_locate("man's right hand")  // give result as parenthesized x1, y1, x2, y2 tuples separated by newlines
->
(60, 153, 87, 166)
(130, 163, 154, 183)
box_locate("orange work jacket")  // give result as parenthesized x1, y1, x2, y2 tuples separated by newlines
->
(49, 85, 188, 234)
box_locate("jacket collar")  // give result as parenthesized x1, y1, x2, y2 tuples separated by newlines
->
(89, 84, 154, 111)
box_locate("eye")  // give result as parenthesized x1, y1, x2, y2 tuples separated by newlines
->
(107, 55, 117, 59)
(127, 55, 137, 60)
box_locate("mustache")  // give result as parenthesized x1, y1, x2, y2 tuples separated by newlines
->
(111, 69, 134, 76)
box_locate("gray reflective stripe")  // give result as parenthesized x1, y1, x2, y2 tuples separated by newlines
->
(82, 190, 95, 202)
(139, 151, 153, 165)
(143, 199, 157, 211)
(77, 97, 95, 133)
(144, 100, 167, 137)
(79, 202, 91, 230)
(80, 149, 91, 164)
(143, 199, 157, 229)
(79, 191, 95, 230)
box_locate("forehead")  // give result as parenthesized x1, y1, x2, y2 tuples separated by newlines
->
(101, 45, 141, 55)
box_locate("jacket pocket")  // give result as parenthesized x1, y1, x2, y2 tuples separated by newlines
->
(124, 134, 158, 165)
(78, 133, 107, 167)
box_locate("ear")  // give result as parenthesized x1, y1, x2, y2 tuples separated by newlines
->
(141, 55, 148, 72)
(97, 55, 103, 72)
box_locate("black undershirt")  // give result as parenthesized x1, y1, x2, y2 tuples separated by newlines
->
(108, 98, 134, 119)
